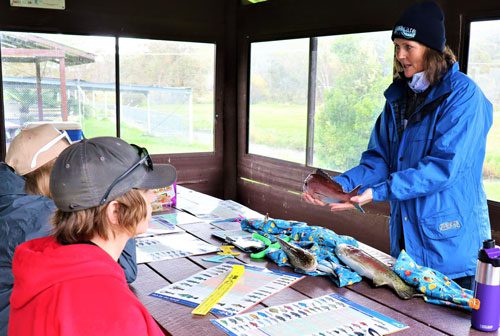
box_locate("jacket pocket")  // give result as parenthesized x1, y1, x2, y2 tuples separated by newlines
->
(418, 210, 472, 277)
(419, 210, 463, 240)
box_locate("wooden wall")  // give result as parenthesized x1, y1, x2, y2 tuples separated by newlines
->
(235, 0, 500, 252)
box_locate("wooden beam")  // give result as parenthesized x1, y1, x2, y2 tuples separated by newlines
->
(59, 57, 68, 121)
(1, 48, 64, 58)
(35, 59, 43, 121)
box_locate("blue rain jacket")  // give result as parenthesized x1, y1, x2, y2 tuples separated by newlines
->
(0, 163, 138, 336)
(334, 63, 493, 279)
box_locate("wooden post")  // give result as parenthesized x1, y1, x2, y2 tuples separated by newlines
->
(59, 56, 68, 121)
(104, 91, 108, 117)
(92, 91, 96, 117)
(146, 93, 151, 134)
(188, 89, 193, 143)
(306, 37, 318, 166)
(35, 59, 43, 120)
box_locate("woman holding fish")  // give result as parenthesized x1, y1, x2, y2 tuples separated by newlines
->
(304, 1, 492, 290)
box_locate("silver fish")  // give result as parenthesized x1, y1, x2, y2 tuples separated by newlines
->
(277, 237, 317, 272)
(335, 243, 419, 300)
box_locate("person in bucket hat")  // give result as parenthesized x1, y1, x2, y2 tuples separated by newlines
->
(0, 124, 72, 335)
(305, 1, 492, 290)
(8, 137, 175, 335)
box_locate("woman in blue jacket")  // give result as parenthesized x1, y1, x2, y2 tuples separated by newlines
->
(0, 124, 138, 335)
(304, 1, 493, 289)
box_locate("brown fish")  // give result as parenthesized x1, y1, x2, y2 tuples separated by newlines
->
(303, 168, 364, 213)
(276, 237, 317, 272)
(335, 244, 419, 300)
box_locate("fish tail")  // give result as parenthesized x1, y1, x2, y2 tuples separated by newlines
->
(348, 185, 364, 213)
(353, 203, 365, 213)
(395, 284, 420, 300)
(315, 168, 331, 179)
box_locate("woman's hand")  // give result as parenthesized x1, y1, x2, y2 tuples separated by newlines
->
(329, 188, 373, 212)
(302, 191, 327, 206)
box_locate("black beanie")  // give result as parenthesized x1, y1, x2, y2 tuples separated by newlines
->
(391, 1, 446, 52)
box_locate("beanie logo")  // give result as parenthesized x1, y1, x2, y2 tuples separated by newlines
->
(394, 25, 416, 39)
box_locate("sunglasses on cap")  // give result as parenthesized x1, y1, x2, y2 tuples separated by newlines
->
(30, 131, 72, 170)
(99, 144, 153, 206)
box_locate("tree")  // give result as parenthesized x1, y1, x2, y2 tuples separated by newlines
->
(315, 34, 392, 172)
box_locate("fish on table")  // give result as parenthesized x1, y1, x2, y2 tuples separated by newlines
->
(276, 237, 318, 272)
(335, 243, 419, 300)
(303, 168, 365, 213)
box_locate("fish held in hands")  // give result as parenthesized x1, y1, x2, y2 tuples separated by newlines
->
(335, 244, 419, 300)
(276, 237, 318, 272)
(303, 169, 364, 213)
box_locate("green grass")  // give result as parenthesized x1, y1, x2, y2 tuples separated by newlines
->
(484, 180, 500, 202)
(131, 102, 214, 132)
(485, 110, 500, 175)
(191, 103, 214, 132)
(81, 117, 211, 154)
(80, 117, 116, 138)
(249, 103, 307, 150)
(483, 110, 500, 202)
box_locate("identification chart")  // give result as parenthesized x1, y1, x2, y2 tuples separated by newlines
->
(176, 186, 264, 222)
(183, 199, 264, 222)
(154, 210, 203, 225)
(212, 293, 408, 336)
(136, 232, 219, 264)
(151, 262, 304, 316)
(137, 214, 185, 238)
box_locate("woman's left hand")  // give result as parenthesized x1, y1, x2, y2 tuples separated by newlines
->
(328, 188, 373, 212)
(351, 188, 373, 205)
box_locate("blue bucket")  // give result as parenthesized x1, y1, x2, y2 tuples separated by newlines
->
(65, 129, 84, 142)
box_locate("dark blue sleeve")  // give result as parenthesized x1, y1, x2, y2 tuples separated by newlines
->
(23, 199, 54, 241)
(118, 238, 137, 283)
(0, 195, 53, 336)
(334, 106, 391, 193)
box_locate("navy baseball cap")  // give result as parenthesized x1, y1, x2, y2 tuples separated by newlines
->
(50, 137, 177, 212)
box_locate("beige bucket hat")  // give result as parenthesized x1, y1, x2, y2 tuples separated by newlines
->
(5, 124, 71, 176)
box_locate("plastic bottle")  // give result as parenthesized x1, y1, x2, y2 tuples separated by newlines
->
(471, 239, 500, 332)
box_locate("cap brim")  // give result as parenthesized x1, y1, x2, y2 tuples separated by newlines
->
(136, 163, 177, 190)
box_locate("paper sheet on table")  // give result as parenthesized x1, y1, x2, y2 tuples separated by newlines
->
(136, 232, 219, 263)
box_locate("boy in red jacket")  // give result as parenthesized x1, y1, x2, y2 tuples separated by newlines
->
(9, 137, 176, 336)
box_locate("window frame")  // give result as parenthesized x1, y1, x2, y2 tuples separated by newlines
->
(245, 30, 393, 170)
(462, 15, 500, 207)
(0, 31, 221, 159)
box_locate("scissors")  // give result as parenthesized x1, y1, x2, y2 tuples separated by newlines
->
(250, 233, 290, 259)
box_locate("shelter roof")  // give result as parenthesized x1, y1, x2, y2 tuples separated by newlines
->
(1, 32, 95, 66)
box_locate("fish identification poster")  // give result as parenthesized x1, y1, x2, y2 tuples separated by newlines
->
(212, 293, 408, 335)
(151, 262, 304, 316)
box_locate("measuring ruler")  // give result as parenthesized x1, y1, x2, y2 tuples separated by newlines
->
(192, 264, 245, 316)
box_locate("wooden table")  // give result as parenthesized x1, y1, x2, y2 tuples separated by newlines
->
(130, 190, 499, 336)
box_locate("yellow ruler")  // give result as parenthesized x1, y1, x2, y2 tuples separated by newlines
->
(192, 264, 245, 316)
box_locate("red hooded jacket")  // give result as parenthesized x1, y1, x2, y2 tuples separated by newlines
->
(8, 236, 163, 336)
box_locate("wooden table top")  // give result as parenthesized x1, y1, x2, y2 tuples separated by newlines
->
(130, 190, 499, 336)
